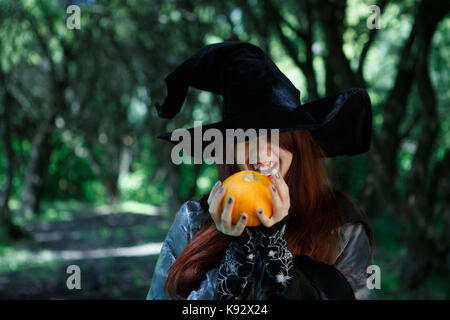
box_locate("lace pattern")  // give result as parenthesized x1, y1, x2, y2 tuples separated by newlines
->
(256, 216, 294, 292)
(216, 228, 258, 300)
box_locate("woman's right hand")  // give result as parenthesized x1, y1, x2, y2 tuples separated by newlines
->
(207, 181, 248, 237)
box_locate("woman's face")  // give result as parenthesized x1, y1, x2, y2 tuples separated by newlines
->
(235, 135, 293, 178)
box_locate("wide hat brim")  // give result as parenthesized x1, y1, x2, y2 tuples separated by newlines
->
(157, 88, 372, 158)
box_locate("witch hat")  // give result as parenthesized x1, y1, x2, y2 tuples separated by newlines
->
(154, 41, 372, 158)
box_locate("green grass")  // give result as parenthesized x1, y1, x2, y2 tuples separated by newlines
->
(0, 247, 65, 273)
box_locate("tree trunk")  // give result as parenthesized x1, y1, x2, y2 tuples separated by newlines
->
(19, 112, 56, 217)
(0, 90, 29, 239)
(83, 139, 121, 204)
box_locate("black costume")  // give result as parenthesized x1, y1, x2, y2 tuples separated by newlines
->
(147, 41, 375, 300)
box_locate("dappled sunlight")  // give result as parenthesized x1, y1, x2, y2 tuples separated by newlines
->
(57, 242, 163, 260)
(0, 242, 163, 273)
(94, 201, 161, 216)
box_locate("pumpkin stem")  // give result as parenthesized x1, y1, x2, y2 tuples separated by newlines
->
(243, 171, 258, 182)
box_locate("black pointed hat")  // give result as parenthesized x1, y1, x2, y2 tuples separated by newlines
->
(154, 41, 372, 158)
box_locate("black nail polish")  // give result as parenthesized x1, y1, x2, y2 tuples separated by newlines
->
(257, 209, 263, 214)
(271, 185, 276, 192)
(227, 196, 232, 204)
(242, 214, 247, 219)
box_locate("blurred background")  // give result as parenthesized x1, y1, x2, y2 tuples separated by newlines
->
(0, 0, 449, 299)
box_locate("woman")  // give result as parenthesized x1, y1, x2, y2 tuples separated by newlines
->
(147, 41, 376, 300)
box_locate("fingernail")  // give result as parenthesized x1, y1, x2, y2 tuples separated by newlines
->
(218, 187, 224, 193)
(227, 196, 233, 204)
(257, 208, 263, 214)
(241, 214, 247, 220)
(214, 181, 220, 187)
(271, 185, 276, 192)
(275, 172, 281, 179)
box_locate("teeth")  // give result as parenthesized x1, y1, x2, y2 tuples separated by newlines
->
(251, 162, 272, 172)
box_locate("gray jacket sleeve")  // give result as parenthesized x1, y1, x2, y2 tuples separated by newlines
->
(146, 200, 217, 300)
(334, 222, 377, 300)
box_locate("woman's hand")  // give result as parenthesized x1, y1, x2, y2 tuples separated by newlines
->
(207, 181, 248, 237)
(253, 170, 294, 293)
(256, 170, 291, 227)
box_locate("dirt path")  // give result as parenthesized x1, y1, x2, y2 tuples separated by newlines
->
(0, 211, 171, 299)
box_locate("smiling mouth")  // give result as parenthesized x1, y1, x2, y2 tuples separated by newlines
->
(250, 161, 278, 176)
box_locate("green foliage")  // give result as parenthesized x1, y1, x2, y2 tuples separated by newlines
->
(44, 133, 98, 201)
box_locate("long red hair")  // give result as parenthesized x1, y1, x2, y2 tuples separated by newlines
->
(164, 130, 373, 299)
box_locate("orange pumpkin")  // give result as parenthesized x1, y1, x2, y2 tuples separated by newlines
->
(220, 170, 273, 226)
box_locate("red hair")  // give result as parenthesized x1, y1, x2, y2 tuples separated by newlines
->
(164, 130, 373, 299)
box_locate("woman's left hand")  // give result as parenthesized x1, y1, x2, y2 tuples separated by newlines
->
(256, 169, 291, 227)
